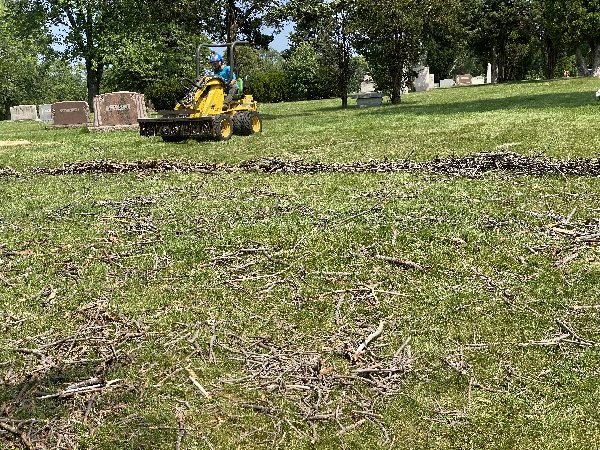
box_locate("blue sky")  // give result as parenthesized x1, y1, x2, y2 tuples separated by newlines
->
(266, 22, 293, 52)
(51, 21, 293, 53)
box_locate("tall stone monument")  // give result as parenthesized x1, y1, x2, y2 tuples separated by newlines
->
(414, 66, 434, 92)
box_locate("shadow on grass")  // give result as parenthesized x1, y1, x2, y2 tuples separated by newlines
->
(268, 87, 595, 119)
(361, 91, 597, 117)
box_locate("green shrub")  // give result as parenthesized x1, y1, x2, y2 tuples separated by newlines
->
(144, 78, 185, 110)
(246, 70, 290, 103)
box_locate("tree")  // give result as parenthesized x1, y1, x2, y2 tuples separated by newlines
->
(7, 0, 225, 109)
(284, 0, 354, 107)
(0, 0, 50, 118)
(422, 0, 471, 80)
(468, 0, 538, 82)
(352, 0, 425, 103)
(552, 0, 600, 77)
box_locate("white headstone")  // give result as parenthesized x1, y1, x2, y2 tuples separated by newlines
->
(472, 76, 485, 85)
(439, 79, 455, 88)
(10, 105, 38, 121)
(38, 104, 53, 122)
(414, 66, 433, 92)
(486, 63, 492, 84)
(360, 75, 376, 93)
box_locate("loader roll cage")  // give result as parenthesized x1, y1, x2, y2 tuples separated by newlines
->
(196, 41, 250, 83)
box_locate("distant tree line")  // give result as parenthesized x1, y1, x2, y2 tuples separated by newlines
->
(1, 0, 599, 118)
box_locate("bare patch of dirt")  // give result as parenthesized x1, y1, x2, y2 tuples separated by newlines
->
(0, 140, 30, 147)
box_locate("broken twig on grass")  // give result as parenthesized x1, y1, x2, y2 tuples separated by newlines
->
(352, 321, 385, 362)
(187, 368, 210, 398)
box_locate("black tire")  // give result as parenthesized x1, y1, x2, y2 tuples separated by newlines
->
(232, 111, 262, 136)
(162, 136, 187, 143)
(213, 114, 233, 141)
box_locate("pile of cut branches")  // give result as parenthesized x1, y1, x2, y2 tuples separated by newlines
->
(0, 300, 146, 449)
(32, 152, 600, 178)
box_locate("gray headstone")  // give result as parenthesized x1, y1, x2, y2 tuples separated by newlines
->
(52, 101, 90, 126)
(93, 91, 147, 127)
(356, 92, 383, 107)
(10, 105, 38, 121)
(38, 104, 53, 122)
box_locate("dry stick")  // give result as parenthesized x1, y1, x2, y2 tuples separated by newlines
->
(187, 368, 210, 398)
(208, 335, 217, 364)
(175, 409, 186, 450)
(570, 304, 600, 311)
(37, 379, 122, 399)
(353, 321, 385, 362)
(335, 418, 367, 436)
(556, 319, 595, 346)
(394, 336, 412, 358)
(374, 254, 424, 271)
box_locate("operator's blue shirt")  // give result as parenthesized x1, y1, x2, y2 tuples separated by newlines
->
(213, 65, 236, 82)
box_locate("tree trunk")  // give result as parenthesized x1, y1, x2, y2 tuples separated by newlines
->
(592, 42, 600, 78)
(576, 47, 588, 76)
(491, 47, 498, 84)
(226, 0, 237, 64)
(86, 60, 103, 111)
(544, 38, 557, 79)
(339, 50, 349, 109)
(391, 71, 402, 104)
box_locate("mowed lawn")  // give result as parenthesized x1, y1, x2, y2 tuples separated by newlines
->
(1, 78, 600, 449)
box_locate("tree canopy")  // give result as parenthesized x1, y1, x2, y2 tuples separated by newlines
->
(2, 0, 600, 114)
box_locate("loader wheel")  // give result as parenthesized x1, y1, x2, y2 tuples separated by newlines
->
(213, 114, 233, 141)
(232, 111, 262, 136)
(162, 136, 187, 143)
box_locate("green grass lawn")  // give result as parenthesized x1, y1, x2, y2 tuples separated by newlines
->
(1, 78, 600, 449)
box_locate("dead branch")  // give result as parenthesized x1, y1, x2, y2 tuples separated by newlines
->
(335, 418, 367, 436)
(374, 254, 424, 270)
(353, 321, 385, 361)
(175, 409, 186, 450)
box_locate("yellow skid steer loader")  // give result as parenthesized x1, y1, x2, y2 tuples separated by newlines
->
(139, 41, 262, 142)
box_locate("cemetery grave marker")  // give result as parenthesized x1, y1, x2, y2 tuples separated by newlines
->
(52, 101, 90, 127)
(93, 92, 147, 129)
(10, 105, 38, 121)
